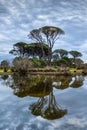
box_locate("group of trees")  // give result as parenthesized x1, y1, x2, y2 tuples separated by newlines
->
(9, 41, 83, 68)
(9, 26, 65, 66)
(0, 26, 85, 73)
(9, 42, 49, 60)
(9, 26, 83, 68)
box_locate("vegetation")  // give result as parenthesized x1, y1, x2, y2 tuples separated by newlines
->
(2, 74, 84, 119)
(9, 42, 49, 60)
(28, 26, 64, 66)
(0, 60, 10, 72)
(0, 25, 87, 75)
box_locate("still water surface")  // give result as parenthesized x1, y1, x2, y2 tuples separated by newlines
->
(0, 74, 87, 130)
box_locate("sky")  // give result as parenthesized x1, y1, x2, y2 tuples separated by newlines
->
(0, 0, 87, 62)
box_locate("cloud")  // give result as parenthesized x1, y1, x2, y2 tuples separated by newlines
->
(79, 40, 87, 51)
(67, 117, 87, 128)
(0, 0, 87, 62)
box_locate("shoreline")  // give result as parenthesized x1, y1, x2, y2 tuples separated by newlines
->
(0, 72, 13, 75)
(0, 71, 86, 76)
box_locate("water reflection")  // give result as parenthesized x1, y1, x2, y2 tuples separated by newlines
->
(7, 75, 52, 97)
(52, 76, 72, 89)
(1, 75, 9, 80)
(1, 74, 84, 120)
(69, 75, 84, 88)
(29, 89, 67, 120)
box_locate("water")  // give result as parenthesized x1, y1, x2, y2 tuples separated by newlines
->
(0, 74, 87, 130)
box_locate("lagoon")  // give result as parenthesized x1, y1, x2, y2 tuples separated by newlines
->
(0, 74, 87, 130)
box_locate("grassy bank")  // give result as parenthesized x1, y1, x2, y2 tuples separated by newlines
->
(0, 69, 13, 75)
(0, 67, 85, 76)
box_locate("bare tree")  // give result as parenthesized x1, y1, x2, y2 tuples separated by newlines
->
(28, 26, 64, 66)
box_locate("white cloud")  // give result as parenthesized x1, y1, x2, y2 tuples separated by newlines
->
(0, 0, 87, 62)
(68, 117, 87, 128)
(79, 40, 87, 51)
(0, 44, 12, 55)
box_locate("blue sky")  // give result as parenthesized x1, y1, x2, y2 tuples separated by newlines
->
(0, 0, 87, 62)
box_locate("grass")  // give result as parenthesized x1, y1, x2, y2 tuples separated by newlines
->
(7, 69, 11, 72)
(0, 67, 84, 75)
(69, 68, 83, 73)
(0, 69, 4, 73)
(0, 69, 11, 73)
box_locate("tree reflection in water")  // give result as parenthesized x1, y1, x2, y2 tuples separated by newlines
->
(52, 76, 72, 90)
(29, 90, 67, 120)
(29, 98, 47, 116)
(70, 75, 84, 88)
(1, 75, 9, 80)
(41, 90, 67, 120)
(1, 74, 84, 120)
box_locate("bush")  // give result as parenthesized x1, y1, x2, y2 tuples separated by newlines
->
(12, 57, 34, 75)
(31, 58, 47, 68)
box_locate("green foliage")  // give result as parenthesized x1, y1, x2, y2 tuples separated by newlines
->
(31, 58, 41, 67)
(39, 59, 47, 67)
(9, 42, 27, 57)
(69, 50, 82, 61)
(0, 60, 9, 72)
(62, 57, 72, 67)
(53, 49, 68, 59)
(10, 42, 49, 60)
(31, 58, 47, 68)
(52, 57, 72, 67)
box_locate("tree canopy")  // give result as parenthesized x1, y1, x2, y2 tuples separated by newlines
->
(53, 49, 68, 59)
(9, 42, 49, 59)
(28, 26, 64, 65)
(9, 25, 84, 69)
